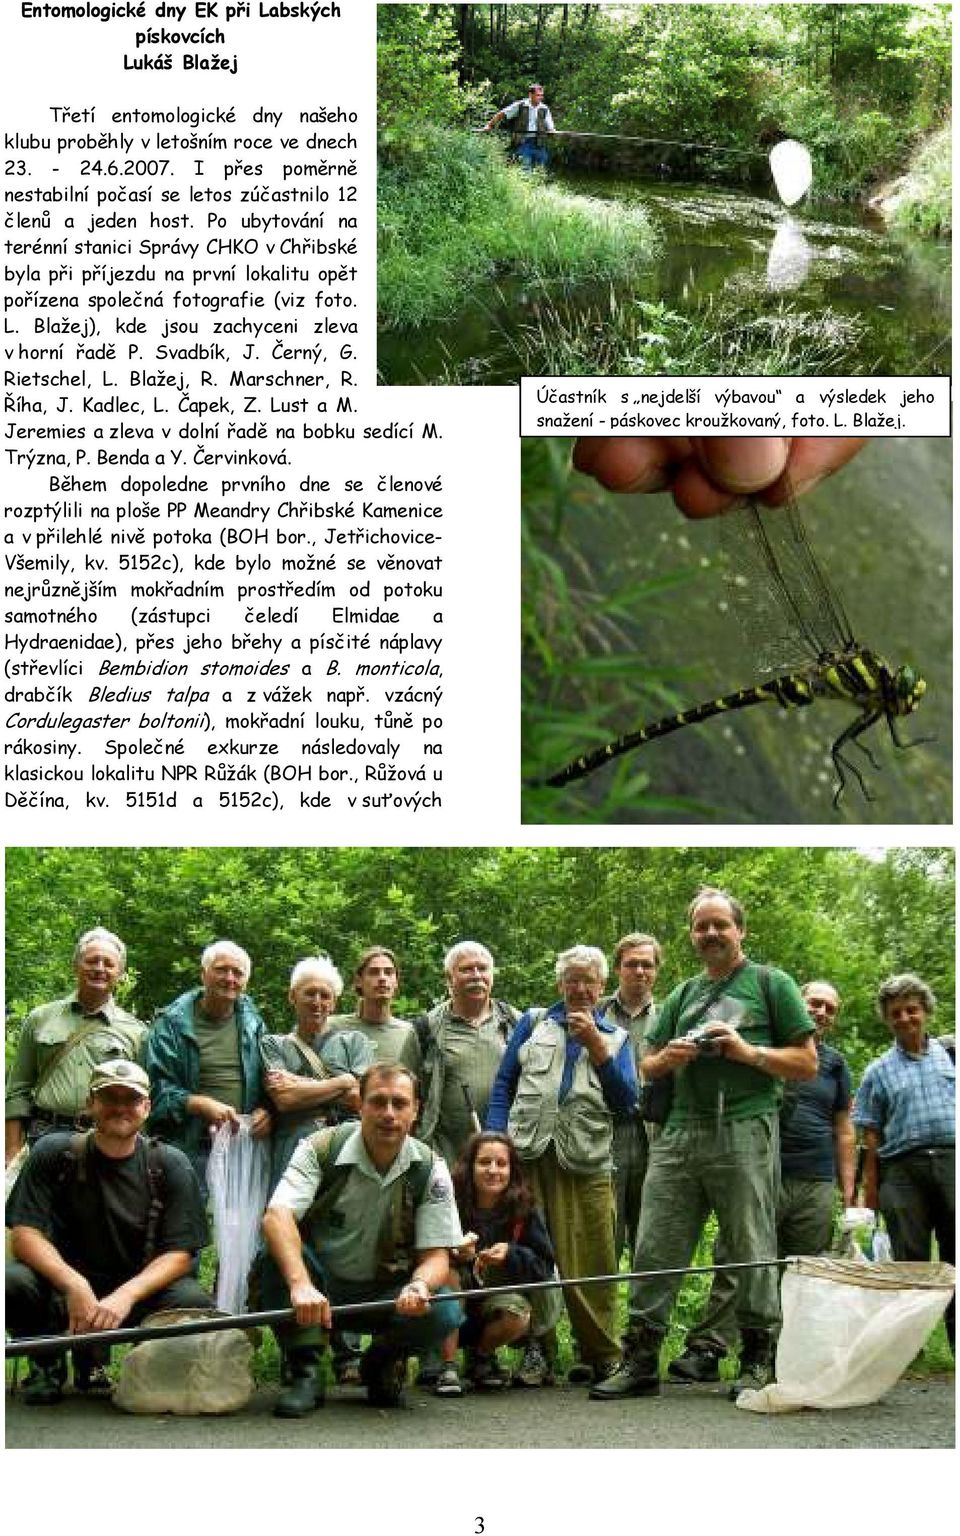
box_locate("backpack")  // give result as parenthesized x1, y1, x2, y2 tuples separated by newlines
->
(62, 1129, 166, 1264)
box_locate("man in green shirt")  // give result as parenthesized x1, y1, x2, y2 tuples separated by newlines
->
(417, 941, 518, 1170)
(6, 927, 146, 1164)
(327, 947, 422, 1077)
(591, 887, 816, 1403)
(261, 1064, 464, 1417)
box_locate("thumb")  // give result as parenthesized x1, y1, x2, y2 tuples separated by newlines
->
(693, 437, 791, 494)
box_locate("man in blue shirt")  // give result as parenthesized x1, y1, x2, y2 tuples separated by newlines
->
(854, 972, 954, 1353)
(487, 944, 638, 1386)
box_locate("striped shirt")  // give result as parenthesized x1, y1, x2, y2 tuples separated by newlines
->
(853, 1037, 955, 1160)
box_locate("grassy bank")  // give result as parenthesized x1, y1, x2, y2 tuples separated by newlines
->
(427, 285, 862, 385)
(888, 122, 952, 236)
(378, 128, 657, 329)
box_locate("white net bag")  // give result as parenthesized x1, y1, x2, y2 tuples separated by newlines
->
(206, 1117, 270, 1315)
(737, 1255, 955, 1414)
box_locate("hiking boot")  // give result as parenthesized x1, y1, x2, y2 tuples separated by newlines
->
(668, 1343, 724, 1384)
(728, 1329, 775, 1400)
(470, 1352, 510, 1390)
(433, 1362, 464, 1398)
(566, 1360, 594, 1385)
(589, 1328, 661, 1400)
(512, 1339, 555, 1388)
(591, 1358, 621, 1386)
(273, 1353, 325, 1418)
(360, 1340, 407, 1408)
(416, 1359, 442, 1387)
(334, 1357, 363, 1387)
(22, 1363, 66, 1407)
(74, 1363, 113, 1395)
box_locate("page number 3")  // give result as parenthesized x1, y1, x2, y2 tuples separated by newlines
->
(474, 1520, 485, 1534)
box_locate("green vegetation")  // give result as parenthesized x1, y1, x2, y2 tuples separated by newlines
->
(379, 128, 656, 328)
(6, 845, 954, 1386)
(5, 845, 955, 1079)
(378, 6, 950, 360)
(437, 3, 951, 201)
(890, 122, 952, 236)
(469, 290, 859, 380)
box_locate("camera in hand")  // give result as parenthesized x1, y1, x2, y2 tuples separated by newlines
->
(681, 1024, 726, 1057)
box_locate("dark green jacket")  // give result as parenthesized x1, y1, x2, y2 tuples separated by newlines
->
(147, 987, 268, 1161)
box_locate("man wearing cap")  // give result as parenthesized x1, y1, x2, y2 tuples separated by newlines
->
(6, 1059, 212, 1406)
(591, 888, 816, 1404)
(5, 926, 147, 1164)
(147, 940, 272, 1189)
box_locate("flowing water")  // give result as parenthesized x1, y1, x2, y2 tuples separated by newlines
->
(379, 173, 951, 383)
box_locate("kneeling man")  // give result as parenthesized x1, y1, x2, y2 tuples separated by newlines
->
(6, 1059, 212, 1405)
(261, 1063, 464, 1416)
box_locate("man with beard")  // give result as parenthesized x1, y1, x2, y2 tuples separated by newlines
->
(667, 978, 853, 1382)
(6, 1059, 211, 1404)
(591, 888, 815, 1403)
(327, 947, 421, 1076)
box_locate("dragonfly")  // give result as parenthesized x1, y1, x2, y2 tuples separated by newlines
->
(532, 487, 928, 807)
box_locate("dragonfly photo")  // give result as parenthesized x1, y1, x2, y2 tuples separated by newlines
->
(520, 437, 951, 827)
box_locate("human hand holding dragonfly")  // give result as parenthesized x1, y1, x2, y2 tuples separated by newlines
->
(572, 436, 867, 518)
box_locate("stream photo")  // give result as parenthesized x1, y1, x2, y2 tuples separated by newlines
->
(377, 3, 951, 382)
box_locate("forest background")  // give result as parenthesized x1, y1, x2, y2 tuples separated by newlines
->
(378, 4, 951, 343)
(380, 3, 950, 197)
(5, 845, 954, 1085)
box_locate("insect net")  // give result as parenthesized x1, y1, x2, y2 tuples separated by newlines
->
(736, 1254, 955, 1413)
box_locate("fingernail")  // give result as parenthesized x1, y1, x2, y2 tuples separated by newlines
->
(697, 437, 790, 493)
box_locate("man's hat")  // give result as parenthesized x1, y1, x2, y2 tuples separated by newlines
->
(89, 1059, 151, 1098)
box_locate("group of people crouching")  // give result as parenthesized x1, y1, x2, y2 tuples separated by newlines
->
(5, 890, 955, 1418)
(6, 1050, 556, 1415)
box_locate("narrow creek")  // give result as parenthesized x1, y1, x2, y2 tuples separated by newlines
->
(379, 172, 951, 383)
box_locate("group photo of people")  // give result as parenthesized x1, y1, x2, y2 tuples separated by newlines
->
(4, 845, 954, 1440)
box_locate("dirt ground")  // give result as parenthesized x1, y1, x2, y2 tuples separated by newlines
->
(5, 1371, 954, 1450)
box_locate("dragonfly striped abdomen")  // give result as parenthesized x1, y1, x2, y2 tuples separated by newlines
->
(538, 645, 927, 805)
(531, 482, 931, 809)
